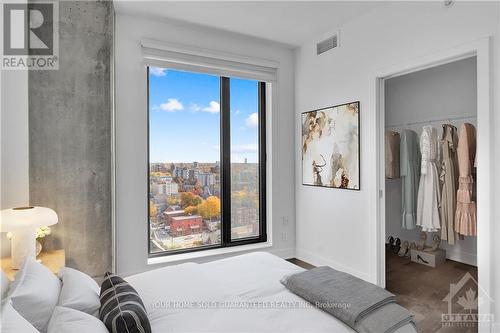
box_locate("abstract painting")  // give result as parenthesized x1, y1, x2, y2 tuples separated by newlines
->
(302, 101, 360, 190)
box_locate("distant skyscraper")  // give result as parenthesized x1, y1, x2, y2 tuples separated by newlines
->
(173, 167, 184, 178)
(188, 169, 199, 180)
(244, 158, 248, 164)
(198, 173, 215, 187)
(152, 182, 179, 196)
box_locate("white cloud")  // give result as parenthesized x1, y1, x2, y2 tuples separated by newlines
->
(149, 67, 167, 77)
(159, 98, 183, 112)
(245, 113, 258, 128)
(202, 101, 220, 114)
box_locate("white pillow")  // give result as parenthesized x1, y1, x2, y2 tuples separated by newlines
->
(8, 257, 61, 332)
(1, 299, 39, 333)
(57, 267, 100, 317)
(47, 306, 108, 333)
(1, 270, 10, 299)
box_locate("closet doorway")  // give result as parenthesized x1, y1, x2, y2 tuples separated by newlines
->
(374, 38, 492, 333)
(385, 57, 478, 333)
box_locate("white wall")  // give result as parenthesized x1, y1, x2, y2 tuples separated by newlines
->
(115, 14, 295, 276)
(0, 69, 29, 256)
(294, 1, 498, 284)
(384, 57, 477, 266)
(493, 3, 500, 329)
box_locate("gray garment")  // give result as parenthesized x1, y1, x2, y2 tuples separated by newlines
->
(400, 130, 421, 230)
(280, 266, 395, 328)
(355, 303, 416, 333)
(440, 124, 459, 244)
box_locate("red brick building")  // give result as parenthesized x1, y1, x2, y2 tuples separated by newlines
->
(170, 215, 203, 236)
(164, 210, 185, 226)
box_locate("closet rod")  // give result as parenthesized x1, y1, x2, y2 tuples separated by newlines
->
(385, 114, 476, 128)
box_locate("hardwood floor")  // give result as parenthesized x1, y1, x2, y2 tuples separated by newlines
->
(286, 258, 315, 270)
(287, 254, 479, 333)
(386, 249, 478, 333)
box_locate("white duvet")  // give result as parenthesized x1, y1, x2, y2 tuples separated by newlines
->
(126, 252, 416, 333)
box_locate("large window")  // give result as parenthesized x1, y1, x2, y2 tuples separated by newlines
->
(148, 67, 266, 256)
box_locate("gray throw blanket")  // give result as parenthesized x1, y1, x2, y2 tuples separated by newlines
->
(354, 303, 415, 333)
(281, 266, 415, 333)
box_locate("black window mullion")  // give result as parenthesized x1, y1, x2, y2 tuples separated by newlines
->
(220, 77, 231, 245)
(258, 82, 267, 242)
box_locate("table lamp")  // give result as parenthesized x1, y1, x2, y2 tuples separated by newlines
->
(0, 206, 58, 269)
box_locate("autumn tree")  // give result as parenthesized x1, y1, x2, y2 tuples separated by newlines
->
(149, 202, 158, 217)
(167, 196, 180, 206)
(184, 205, 198, 215)
(180, 192, 202, 208)
(198, 196, 221, 220)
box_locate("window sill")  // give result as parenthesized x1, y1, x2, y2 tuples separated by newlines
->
(147, 241, 272, 265)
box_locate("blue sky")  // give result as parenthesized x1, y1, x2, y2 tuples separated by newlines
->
(149, 68, 259, 163)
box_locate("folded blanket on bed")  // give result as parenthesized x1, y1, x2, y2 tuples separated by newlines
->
(281, 266, 414, 333)
(354, 303, 416, 333)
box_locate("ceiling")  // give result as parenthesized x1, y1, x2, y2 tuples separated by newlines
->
(114, 1, 385, 47)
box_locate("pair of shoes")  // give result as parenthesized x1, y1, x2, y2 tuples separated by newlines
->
(417, 232, 427, 250)
(398, 241, 410, 257)
(387, 236, 395, 251)
(425, 234, 441, 252)
(387, 235, 401, 254)
(393, 238, 401, 254)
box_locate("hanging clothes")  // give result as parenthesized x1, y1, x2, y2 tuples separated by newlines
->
(440, 124, 459, 244)
(416, 125, 441, 232)
(455, 123, 477, 236)
(385, 131, 400, 179)
(400, 129, 420, 230)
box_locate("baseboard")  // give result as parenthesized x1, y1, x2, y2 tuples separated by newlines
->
(295, 248, 371, 281)
(269, 247, 295, 259)
(444, 248, 477, 266)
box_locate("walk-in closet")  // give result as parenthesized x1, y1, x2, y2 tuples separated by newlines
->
(384, 57, 478, 333)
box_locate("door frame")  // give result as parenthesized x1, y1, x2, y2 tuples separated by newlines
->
(371, 37, 492, 331)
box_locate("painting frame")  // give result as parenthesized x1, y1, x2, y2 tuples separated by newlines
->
(301, 101, 360, 191)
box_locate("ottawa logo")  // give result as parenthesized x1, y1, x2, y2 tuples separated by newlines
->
(442, 272, 494, 328)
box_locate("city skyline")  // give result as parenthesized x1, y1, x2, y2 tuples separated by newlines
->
(149, 159, 259, 253)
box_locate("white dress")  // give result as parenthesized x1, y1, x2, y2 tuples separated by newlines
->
(416, 125, 441, 232)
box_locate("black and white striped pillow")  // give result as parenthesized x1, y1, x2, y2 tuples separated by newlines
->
(99, 272, 152, 333)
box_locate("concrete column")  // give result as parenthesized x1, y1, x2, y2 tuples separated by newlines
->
(28, 1, 114, 277)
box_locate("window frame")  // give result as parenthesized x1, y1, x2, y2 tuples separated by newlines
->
(147, 68, 267, 258)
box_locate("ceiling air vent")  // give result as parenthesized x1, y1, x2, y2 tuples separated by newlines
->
(316, 33, 338, 55)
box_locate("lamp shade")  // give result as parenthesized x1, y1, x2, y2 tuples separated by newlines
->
(0, 206, 58, 232)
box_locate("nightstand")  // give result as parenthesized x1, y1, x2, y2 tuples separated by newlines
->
(1, 249, 65, 281)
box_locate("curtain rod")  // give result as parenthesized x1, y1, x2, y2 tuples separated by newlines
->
(385, 114, 476, 128)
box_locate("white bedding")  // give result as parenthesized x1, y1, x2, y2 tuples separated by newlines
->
(126, 252, 416, 333)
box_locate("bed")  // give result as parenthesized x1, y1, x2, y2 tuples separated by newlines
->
(126, 252, 417, 333)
